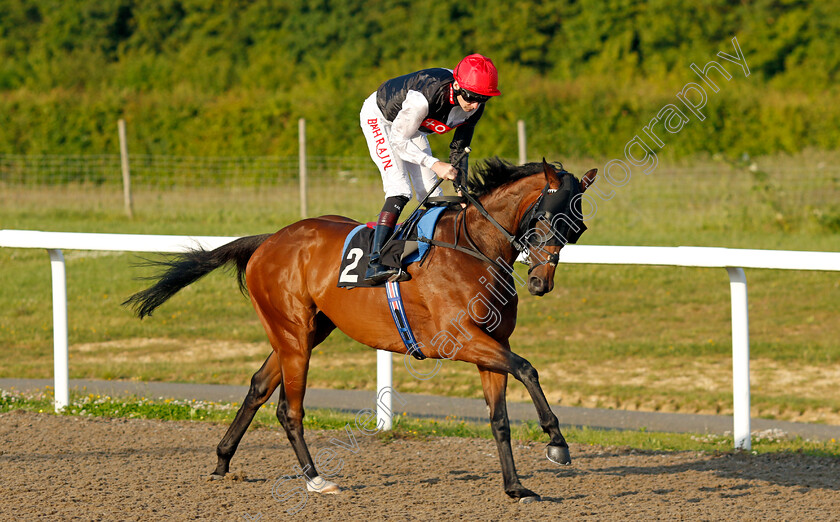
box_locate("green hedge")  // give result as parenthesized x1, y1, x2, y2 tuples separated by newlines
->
(1, 0, 838, 160)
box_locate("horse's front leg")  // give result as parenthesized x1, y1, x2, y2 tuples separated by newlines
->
(507, 352, 572, 465)
(478, 366, 540, 503)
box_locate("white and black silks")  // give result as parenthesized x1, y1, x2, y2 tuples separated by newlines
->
(360, 68, 484, 199)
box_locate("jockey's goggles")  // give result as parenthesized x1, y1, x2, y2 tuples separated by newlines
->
(457, 88, 492, 104)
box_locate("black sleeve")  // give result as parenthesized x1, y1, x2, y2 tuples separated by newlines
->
(449, 104, 485, 185)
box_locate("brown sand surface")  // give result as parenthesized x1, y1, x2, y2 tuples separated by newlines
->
(1, 410, 837, 520)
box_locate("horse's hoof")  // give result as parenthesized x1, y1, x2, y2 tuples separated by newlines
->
(507, 486, 539, 502)
(546, 444, 571, 465)
(306, 475, 341, 494)
(208, 473, 225, 481)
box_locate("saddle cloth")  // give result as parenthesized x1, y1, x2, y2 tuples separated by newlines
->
(337, 206, 446, 288)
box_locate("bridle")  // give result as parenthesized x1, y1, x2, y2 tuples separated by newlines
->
(514, 172, 587, 274)
(417, 168, 587, 276)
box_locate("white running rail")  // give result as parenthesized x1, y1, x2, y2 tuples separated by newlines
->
(2, 229, 838, 450)
(0, 230, 238, 411)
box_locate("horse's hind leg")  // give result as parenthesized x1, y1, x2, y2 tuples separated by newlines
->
(211, 351, 283, 478)
(211, 312, 335, 481)
(507, 352, 571, 465)
(270, 311, 340, 493)
(478, 367, 539, 502)
(274, 366, 342, 494)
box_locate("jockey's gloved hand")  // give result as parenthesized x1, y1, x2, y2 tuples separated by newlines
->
(449, 148, 470, 188)
(432, 161, 457, 180)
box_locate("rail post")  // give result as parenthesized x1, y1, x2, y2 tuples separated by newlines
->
(376, 350, 393, 430)
(727, 267, 751, 450)
(47, 249, 69, 411)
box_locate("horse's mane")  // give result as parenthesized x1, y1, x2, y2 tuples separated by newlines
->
(468, 157, 567, 197)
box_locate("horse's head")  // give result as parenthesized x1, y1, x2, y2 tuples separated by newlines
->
(517, 160, 597, 296)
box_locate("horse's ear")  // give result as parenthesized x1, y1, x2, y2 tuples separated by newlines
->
(542, 158, 559, 184)
(580, 168, 597, 192)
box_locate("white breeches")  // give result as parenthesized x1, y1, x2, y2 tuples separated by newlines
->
(359, 93, 443, 201)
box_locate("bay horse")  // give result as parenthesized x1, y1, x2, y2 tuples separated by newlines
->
(124, 158, 597, 502)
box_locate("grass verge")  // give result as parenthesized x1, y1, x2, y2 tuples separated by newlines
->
(2, 387, 837, 458)
(2, 154, 839, 425)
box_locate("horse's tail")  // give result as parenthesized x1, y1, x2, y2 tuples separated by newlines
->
(123, 234, 272, 319)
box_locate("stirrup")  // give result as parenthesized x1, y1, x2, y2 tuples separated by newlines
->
(387, 268, 411, 283)
(364, 264, 399, 284)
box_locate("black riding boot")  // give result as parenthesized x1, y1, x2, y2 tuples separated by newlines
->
(364, 224, 400, 284)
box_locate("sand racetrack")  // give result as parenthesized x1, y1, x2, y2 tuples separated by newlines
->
(1, 410, 838, 520)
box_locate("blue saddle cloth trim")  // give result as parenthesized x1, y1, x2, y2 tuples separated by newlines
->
(342, 224, 367, 256)
(401, 205, 446, 264)
(385, 281, 425, 359)
(339, 206, 446, 270)
(337, 206, 446, 288)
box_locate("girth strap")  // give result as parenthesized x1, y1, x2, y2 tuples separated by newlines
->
(385, 281, 426, 360)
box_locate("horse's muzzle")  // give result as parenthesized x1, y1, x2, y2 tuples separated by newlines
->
(528, 276, 550, 296)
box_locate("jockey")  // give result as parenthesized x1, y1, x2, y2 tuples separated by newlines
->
(360, 53, 501, 284)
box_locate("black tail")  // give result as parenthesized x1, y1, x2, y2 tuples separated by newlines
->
(123, 234, 272, 319)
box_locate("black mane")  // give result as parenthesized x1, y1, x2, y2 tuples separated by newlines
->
(468, 157, 567, 197)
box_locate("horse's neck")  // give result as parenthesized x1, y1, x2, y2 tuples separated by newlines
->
(466, 176, 541, 264)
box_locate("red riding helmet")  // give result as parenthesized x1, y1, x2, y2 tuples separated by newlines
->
(453, 54, 501, 97)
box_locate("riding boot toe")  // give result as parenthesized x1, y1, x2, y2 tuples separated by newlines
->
(364, 263, 399, 284)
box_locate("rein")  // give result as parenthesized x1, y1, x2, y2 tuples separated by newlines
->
(419, 178, 557, 274)
(459, 185, 525, 252)
(418, 202, 514, 274)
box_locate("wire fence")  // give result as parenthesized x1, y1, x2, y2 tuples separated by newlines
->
(0, 153, 380, 188)
(2, 152, 839, 231)
(0, 153, 398, 223)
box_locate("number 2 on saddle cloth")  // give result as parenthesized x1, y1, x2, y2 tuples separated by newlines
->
(335, 205, 449, 359)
